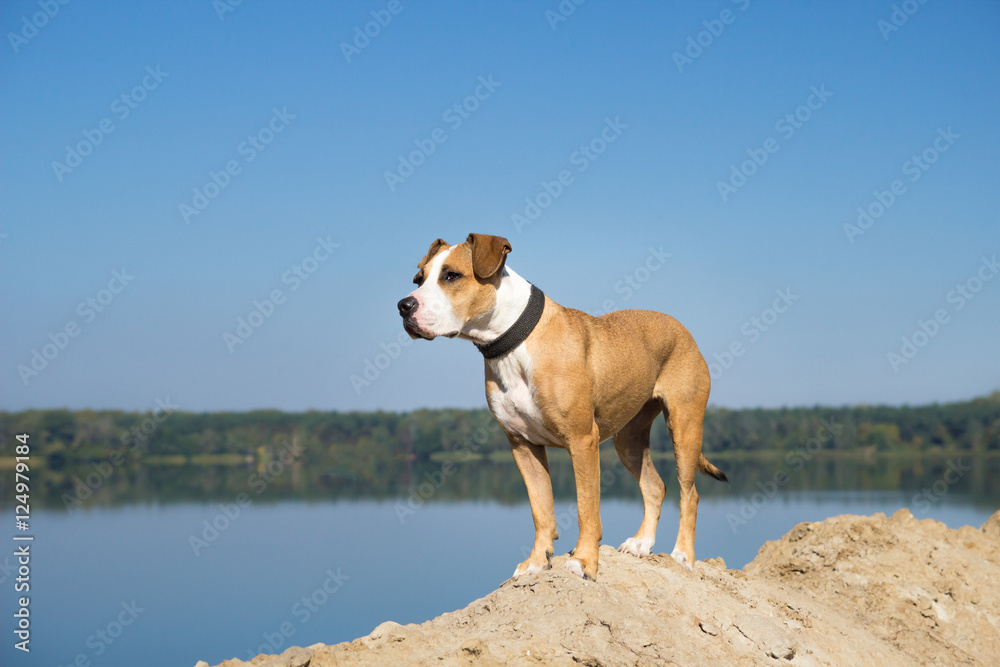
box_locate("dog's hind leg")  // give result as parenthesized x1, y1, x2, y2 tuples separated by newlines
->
(614, 400, 664, 558)
(660, 392, 708, 571)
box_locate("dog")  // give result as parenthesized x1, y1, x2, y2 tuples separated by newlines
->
(397, 233, 727, 581)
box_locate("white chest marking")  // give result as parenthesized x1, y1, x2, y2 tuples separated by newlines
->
(486, 346, 560, 447)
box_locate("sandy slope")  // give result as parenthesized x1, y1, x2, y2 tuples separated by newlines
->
(203, 509, 1000, 667)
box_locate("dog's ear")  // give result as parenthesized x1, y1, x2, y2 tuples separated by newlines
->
(417, 239, 448, 270)
(414, 239, 448, 284)
(467, 233, 512, 280)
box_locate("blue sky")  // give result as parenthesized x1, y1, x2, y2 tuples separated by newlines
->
(1, 0, 997, 413)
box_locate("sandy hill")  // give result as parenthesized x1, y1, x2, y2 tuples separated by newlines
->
(202, 509, 1000, 666)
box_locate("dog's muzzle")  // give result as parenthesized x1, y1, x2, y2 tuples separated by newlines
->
(397, 296, 428, 339)
(397, 296, 418, 317)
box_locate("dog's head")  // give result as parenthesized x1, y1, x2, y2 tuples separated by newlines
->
(397, 233, 512, 340)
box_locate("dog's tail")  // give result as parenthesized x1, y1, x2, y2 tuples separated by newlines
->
(698, 454, 729, 483)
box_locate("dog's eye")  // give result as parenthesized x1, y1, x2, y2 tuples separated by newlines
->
(443, 271, 462, 282)
(413, 273, 424, 286)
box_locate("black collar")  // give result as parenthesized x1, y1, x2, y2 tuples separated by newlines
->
(475, 285, 545, 360)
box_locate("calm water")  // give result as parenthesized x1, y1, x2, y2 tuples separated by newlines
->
(1, 454, 997, 667)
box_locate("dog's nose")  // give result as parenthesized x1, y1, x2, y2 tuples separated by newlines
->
(397, 296, 418, 316)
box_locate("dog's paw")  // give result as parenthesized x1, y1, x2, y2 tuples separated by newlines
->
(617, 536, 654, 558)
(563, 557, 585, 578)
(513, 557, 551, 577)
(563, 557, 596, 580)
(670, 547, 694, 571)
(513, 551, 552, 577)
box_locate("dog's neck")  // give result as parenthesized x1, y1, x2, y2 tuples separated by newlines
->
(461, 266, 533, 345)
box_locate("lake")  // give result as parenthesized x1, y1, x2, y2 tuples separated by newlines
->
(1, 452, 997, 667)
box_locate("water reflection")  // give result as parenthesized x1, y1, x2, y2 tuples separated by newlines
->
(7, 451, 999, 512)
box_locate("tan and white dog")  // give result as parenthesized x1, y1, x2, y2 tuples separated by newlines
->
(397, 233, 727, 581)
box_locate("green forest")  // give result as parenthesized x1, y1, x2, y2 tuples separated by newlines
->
(3, 392, 998, 467)
(1, 393, 998, 509)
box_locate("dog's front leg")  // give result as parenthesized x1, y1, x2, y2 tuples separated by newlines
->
(508, 435, 559, 577)
(565, 422, 602, 581)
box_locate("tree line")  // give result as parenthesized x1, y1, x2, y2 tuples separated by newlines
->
(2, 392, 997, 469)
